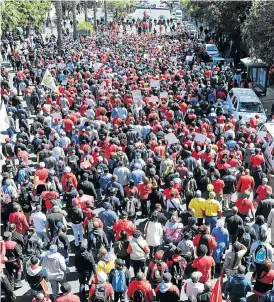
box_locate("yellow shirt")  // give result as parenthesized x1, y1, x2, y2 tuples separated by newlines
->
(188, 197, 206, 219)
(96, 258, 115, 275)
(205, 198, 221, 217)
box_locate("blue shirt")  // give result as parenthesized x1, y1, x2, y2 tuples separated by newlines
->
(226, 139, 237, 151)
(99, 173, 112, 190)
(99, 209, 118, 233)
(129, 169, 145, 186)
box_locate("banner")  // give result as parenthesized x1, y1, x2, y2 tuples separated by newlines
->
(41, 69, 57, 91)
(0, 100, 9, 133)
(150, 80, 160, 87)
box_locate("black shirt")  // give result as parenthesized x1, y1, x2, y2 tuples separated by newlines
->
(225, 214, 243, 236)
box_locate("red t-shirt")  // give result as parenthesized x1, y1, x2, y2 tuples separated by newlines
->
(256, 185, 272, 201)
(192, 256, 215, 282)
(89, 284, 114, 301)
(250, 154, 264, 168)
(212, 179, 225, 194)
(138, 184, 152, 200)
(236, 198, 254, 214)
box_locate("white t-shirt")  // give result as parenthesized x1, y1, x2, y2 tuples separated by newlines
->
(185, 280, 204, 297)
(31, 211, 47, 232)
(145, 221, 163, 247)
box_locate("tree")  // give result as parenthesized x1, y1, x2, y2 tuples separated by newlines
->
(93, 1, 97, 32)
(107, 0, 136, 18)
(185, 1, 252, 41)
(54, 0, 63, 54)
(242, 1, 274, 64)
(1, 0, 51, 35)
(72, 0, 78, 40)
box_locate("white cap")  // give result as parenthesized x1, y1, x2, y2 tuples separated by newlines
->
(40, 162, 45, 168)
(97, 271, 107, 283)
(262, 178, 268, 184)
(64, 166, 71, 173)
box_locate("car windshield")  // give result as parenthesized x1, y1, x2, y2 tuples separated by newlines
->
(207, 45, 217, 51)
(238, 102, 264, 113)
(176, 11, 182, 15)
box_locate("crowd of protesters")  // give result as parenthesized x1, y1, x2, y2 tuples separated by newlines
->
(1, 12, 274, 302)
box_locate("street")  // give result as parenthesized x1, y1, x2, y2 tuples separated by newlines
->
(1, 3, 274, 302)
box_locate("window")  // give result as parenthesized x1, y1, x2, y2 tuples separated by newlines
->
(238, 102, 264, 113)
(207, 45, 218, 51)
(232, 96, 238, 109)
(228, 91, 234, 99)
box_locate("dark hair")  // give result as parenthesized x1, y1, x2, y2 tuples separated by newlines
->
(232, 242, 241, 267)
(120, 231, 128, 240)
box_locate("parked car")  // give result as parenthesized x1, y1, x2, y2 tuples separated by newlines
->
(226, 88, 267, 124)
(175, 9, 183, 20)
(205, 43, 219, 57)
(257, 123, 274, 172)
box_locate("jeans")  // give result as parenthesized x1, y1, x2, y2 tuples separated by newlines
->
(50, 279, 64, 300)
(36, 231, 49, 246)
(5, 260, 20, 289)
(149, 245, 159, 258)
(71, 223, 83, 246)
(79, 272, 92, 302)
(131, 259, 146, 277)
(205, 216, 218, 232)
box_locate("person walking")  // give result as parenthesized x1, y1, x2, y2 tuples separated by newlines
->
(224, 265, 252, 302)
(43, 244, 67, 301)
(75, 242, 96, 302)
(109, 258, 131, 302)
(70, 199, 84, 247)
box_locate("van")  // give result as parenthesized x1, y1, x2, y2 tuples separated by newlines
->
(257, 123, 274, 172)
(226, 88, 267, 124)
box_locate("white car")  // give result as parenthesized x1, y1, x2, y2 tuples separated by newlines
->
(205, 44, 219, 57)
(226, 88, 267, 124)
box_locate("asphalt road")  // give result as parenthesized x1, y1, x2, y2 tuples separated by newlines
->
(2, 4, 273, 302)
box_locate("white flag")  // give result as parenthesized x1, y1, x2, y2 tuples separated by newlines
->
(0, 100, 9, 133)
(41, 69, 57, 91)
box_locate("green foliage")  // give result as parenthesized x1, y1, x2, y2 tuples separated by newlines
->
(77, 21, 94, 34)
(1, 0, 51, 32)
(107, 0, 136, 16)
(186, 0, 252, 38)
(242, 1, 274, 64)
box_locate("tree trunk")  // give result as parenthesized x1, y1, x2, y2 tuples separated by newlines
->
(72, 0, 77, 40)
(104, 0, 107, 24)
(55, 0, 63, 55)
(93, 1, 97, 32)
(84, 0, 88, 22)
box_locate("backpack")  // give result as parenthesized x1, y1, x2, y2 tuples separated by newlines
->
(66, 175, 74, 188)
(171, 258, 187, 283)
(92, 285, 107, 302)
(133, 289, 145, 302)
(51, 234, 65, 251)
(239, 227, 252, 248)
(25, 237, 39, 256)
(114, 241, 129, 258)
(89, 231, 103, 251)
(255, 243, 268, 263)
(198, 234, 210, 256)
(18, 168, 26, 184)
(125, 198, 136, 217)
(150, 261, 164, 283)
(111, 268, 127, 293)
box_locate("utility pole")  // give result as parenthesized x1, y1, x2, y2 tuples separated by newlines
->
(84, 0, 88, 22)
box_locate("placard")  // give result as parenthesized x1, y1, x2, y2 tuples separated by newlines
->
(132, 90, 142, 100)
(194, 133, 207, 142)
(149, 96, 159, 104)
(80, 160, 92, 170)
(150, 80, 160, 88)
(169, 56, 177, 62)
(186, 55, 194, 62)
(48, 63, 56, 69)
(160, 92, 168, 99)
(40, 279, 49, 294)
(165, 133, 179, 145)
(58, 63, 66, 69)
(51, 112, 62, 120)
